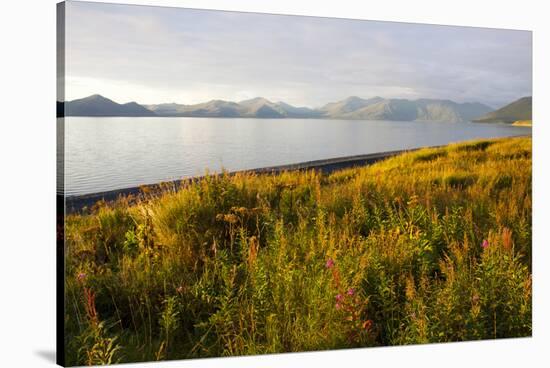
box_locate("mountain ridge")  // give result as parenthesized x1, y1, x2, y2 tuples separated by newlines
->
(61, 94, 499, 122)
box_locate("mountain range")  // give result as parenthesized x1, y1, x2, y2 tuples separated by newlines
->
(472, 96, 532, 124)
(317, 96, 491, 122)
(144, 97, 322, 119)
(59, 94, 528, 123)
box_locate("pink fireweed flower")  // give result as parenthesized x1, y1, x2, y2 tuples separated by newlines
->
(347, 288, 355, 296)
(325, 258, 335, 269)
(335, 294, 343, 302)
(482, 239, 489, 249)
(77, 272, 87, 281)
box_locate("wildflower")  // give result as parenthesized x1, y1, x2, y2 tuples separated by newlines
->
(326, 258, 335, 269)
(482, 239, 489, 249)
(347, 288, 355, 296)
(335, 303, 341, 310)
(335, 294, 343, 302)
(77, 272, 87, 282)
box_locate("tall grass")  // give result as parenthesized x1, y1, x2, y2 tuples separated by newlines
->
(64, 136, 532, 365)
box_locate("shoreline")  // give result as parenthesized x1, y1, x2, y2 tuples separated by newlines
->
(62, 135, 530, 214)
(63, 147, 419, 213)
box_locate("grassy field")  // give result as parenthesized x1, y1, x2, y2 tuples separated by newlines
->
(64, 136, 532, 365)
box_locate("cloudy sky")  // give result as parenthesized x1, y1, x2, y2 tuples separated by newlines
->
(63, 1, 532, 108)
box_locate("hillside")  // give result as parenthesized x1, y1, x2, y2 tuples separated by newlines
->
(473, 96, 532, 124)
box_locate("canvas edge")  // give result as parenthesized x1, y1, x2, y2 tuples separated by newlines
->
(56, 1, 66, 366)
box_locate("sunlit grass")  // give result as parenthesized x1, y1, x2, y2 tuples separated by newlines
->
(64, 136, 532, 365)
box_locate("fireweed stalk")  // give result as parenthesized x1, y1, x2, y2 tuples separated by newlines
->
(326, 259, 374, 344)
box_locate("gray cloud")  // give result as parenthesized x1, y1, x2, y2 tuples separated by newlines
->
(64, 2, 532, 108)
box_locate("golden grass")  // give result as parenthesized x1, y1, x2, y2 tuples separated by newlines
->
(64, 136, 532, 365)
(512, 120, 532, 126)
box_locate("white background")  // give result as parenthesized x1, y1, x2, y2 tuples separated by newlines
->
(0, 0, 549, 367)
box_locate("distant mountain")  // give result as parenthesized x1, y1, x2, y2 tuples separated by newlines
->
(146, 99, 261, 118)
(276, 101, 323, 118)
(146, 100, 236, 117)
(146, 97, 321, 118)
(238, 97, 286, 118)
(472, 97, 532, 124)
(238, 97, 322, 118)
(143, 102, 187, 116)
(64, 94, 156, 117)
(61, 94, 494, 122)
(319, 97, 492, 122)
(161, 100, 243, 117)
(319, 96, 384, 117)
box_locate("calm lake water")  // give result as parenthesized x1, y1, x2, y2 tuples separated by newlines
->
(58, 117, 531, 196)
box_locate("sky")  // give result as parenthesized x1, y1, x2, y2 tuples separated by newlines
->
(62, 1, 532, 108)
